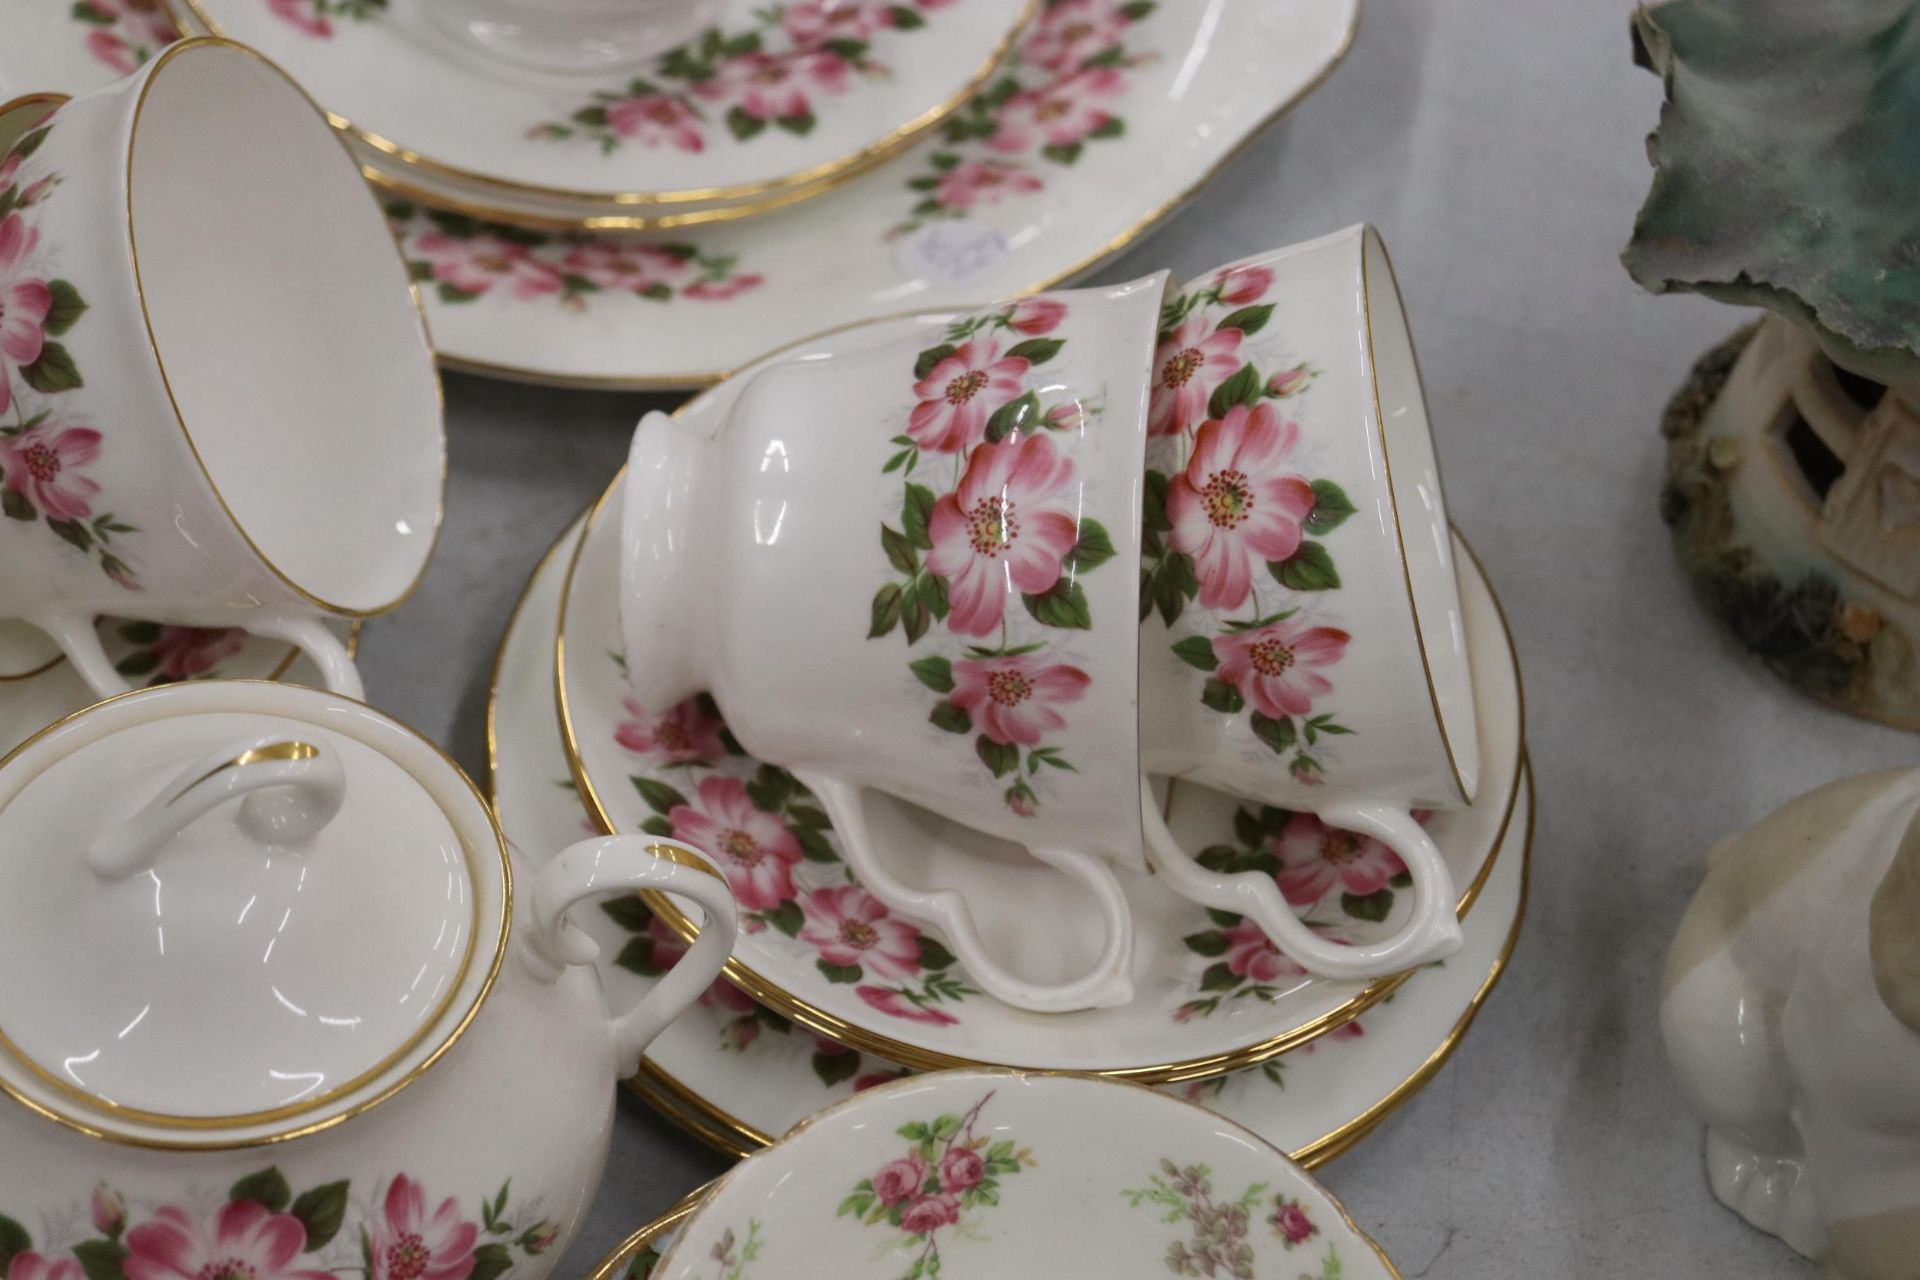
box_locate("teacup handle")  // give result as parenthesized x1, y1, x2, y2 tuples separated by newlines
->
(526, 835, 739, 1073)
(1140, 785, 1463, 979)
(89, 735, 346, 879)
(31, 609, 364, 700)
(796, 770, 1135, 1013)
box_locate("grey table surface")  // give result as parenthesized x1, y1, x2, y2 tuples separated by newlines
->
(352, 1, 1895, 1274)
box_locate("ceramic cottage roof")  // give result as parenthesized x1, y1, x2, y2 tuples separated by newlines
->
(1622, 0, 1920, 384)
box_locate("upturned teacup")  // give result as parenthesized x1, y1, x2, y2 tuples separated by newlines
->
(1137, 225, 1476, 977)
(0, 41, 443, 699)
(621, 277, 1166, 1012)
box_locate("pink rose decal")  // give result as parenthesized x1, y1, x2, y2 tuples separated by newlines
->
(412, 231, 563, 302)
(1007, 297, 1067, 335)
(147, 626, 246, 680)
(1211, 618, 1349, 720)
(926, 433, 1080, 632)
(1021, 0, 1129, 72)
(900, 1195, 961, 1236)
(368, 1175, 480, 1280)
(949, 654, 1090, 747)
(799, 884, 924, 980)
(783, 0, 886, 44)
(267, 0, 333, 38)
(562, 242, 689, 294)
(605, 94, 706, 152)
(908, 339, 1031, 454)
(1149, 313, 1244, 438)
(0, 213, 52, 413)
(1270, 1198, 1319, 1248)
(684, 274, 766, 300)
(77, 0, 178, 73)
(668, 775, 804, 911)
(857, 984, 959, 1026)
(91, 1182, 127, 1236)
(1273, 811, 1407, 905)
(697, 51, 847, 121)
(940, 1146, 986, 1192)
(8, 1254, 81, 1280)
(125, 1201, 333, 1280)
(933, 159, 1044, 212)
(1222, 917, 1304, 984)
(1, 422, 103, 522)
(1212, 264, 1275, 307)
(873, 1155, 929, 1206)
(614, 695, 727, 764)
(988, 68, 1123, 153)
(1167, 403, 1316, 610)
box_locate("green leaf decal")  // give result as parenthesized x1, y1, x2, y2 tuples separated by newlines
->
(1271, 540, 1340, 591)
(631, 776, 688, 816)
(975, 735, 1019, 777)
(880, 524, 917, 575)
(917, 936, 957, 970)
(46, 517, 91, 552)
(1303, 479, 1356, 535)
(902, 483, 937, 550)
(763, 900, 804, 937)
(1, 489, 34, 521)
(1200, 678, 1244, 714)
(1206, 362, 1262, 420)
(1065, 517, 1115, 572)
(744, 763, 794, 812)
(1171, 635, 1219, 672)
(818, 961, 862, 984)
(725, 106, 765, 141)
(984, 390, 1041, 443)
(229, 1168, 292, 1212)
(640, 815, 674, 837)
(1199, 962, 1239, 992)
(794, 825, 838, 864)
(1004, 337, 1065, 365)
(1022, 578, 1092, 629)
(909, 654, 955, 693)
(20, 341, 81, 394)
(1217, 303, 1275, 337)
(813, 1045, 861, 1087)
(1250, 712, 1297, 755)
(614, 937, 664, 977)
(928, 700, 972, 733)
(869, 583, 903, 637)
(469, 1243, 514, 1280)
(71, 1241, 126, 1280)
(291, 1181, 351, 1251)
(1342, 889, 1394, 923)
(913, 343, 957, 380)
(0, 1215, 30, 1274)
(1182, 930, 1228, 957)
(42, 280, 87, 337)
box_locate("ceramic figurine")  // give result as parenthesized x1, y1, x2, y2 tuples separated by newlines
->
(1663, 768, 1920, 1279)
(1625, 0, 1920, 727)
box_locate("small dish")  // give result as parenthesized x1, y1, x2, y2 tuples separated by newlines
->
(488, 524, 1531, 1164)
(650, 1069, 1402, 1279)
(164, 0, 1040, 228)
(583, 1188, 710, 1280)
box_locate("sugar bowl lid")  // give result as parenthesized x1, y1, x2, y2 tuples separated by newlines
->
(0, 683, 508, 1144)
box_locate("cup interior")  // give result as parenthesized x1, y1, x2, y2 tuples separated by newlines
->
(128, 43, 443, 617)
(1362, 227, 1481, 801)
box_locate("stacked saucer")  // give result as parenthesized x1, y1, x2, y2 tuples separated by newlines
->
(485, 240, 1533, 1167)
(0, 0, 1358, 388)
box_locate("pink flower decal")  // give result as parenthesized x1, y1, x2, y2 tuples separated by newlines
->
(1270, 1198, 1320, 1248)
(1007, 297, 1067, 335)
(1167, 403, 1316, 610)
(267, 0, 333, 38)
(668, 775, 804, 911)
(950, 654, 1090, 747)
(605, 94, 706, 152)
(615, 695, 726, 764)
(8, 1254, 81, 1280)
(562, 242, 688, 294)
(368, 1175, 480, 1280)
(926, 433, 1080, 631)
(988, 68, 1123, 153)
(1149, 314, 1245, 439)
(1, 423, 103, 522)
(798, 884, 924, 980)
(1211, 618, 1349, 721)
(1273, 812, 1407, 905)
(0, 213, 52, 413)
(684, 274, 766, 300)
(857, 984, 959, 1026)
(1221, 917, 1305, 984)
(1212, 264, 1275, 307)
(873, 1155, 928, 1206)
(124, 1201, 333, 1280)
(147, 626, 246, 680)
(413, 231, 563, 302)
(91, 1182, 127, 1236)
(697, 50, 848, 121)
(1022, 0, 1130, 72)
(76, 0, 178, 73)
(934, 159, 1044, 211)
(908, 339, 1031, 454)
(783, 0, 886, 44)
(940, 1147, 986, 1192)
(900, 1195, 961, 1236)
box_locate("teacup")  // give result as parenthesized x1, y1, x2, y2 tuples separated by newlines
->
(423, 0, 726, 73)
(621, 278, 1165, 1012)
(1138, 225, 1477, 976)
(0, 41, 443, 701)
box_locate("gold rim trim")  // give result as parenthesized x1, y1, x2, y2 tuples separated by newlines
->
(165, 0, 1042, 225)
(483, 510, 595, 812)
(580, 1186, 713, 1280)
(171, 738, 319, 799)
(554, 417, 1524, 1080)
(650, 1068, 1403, 1280)
(124, 38, 446, 622)
(625, 760, 1532, 1164)
(365, 1, 1362, 390)
(1358, 226, 1471, 805)
(0, 679, 512, 1150)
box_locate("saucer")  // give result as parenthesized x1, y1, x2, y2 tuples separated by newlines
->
(489, 525, 1530, 1163)
(0, 0, 1359, 388)
(164, 0, 1039, 227)
(0, 617, 350, 758)
(583, 1192, 708, 1280)
(651, 1070, 1402, 1279)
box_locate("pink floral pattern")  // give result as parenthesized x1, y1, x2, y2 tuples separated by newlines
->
(837, 1090, 1030, 1277)
(1145, 266, 1352, 784)
(0, 1170, 542, 1280)
(387, 205, 764, 311)
(877, 302, 1107, 816)
(529, 2, 945, 155)
(607, 690, 977, 1027)
(265, 0, 385, 39)
(891, 0, 1159, 235)
(0, 114, 137, 589)
(71, 0, 178, 74)
(1274, 812, 1408, 905)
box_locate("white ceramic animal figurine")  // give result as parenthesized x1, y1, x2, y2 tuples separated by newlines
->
(1662, 768, 1920, 1279)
